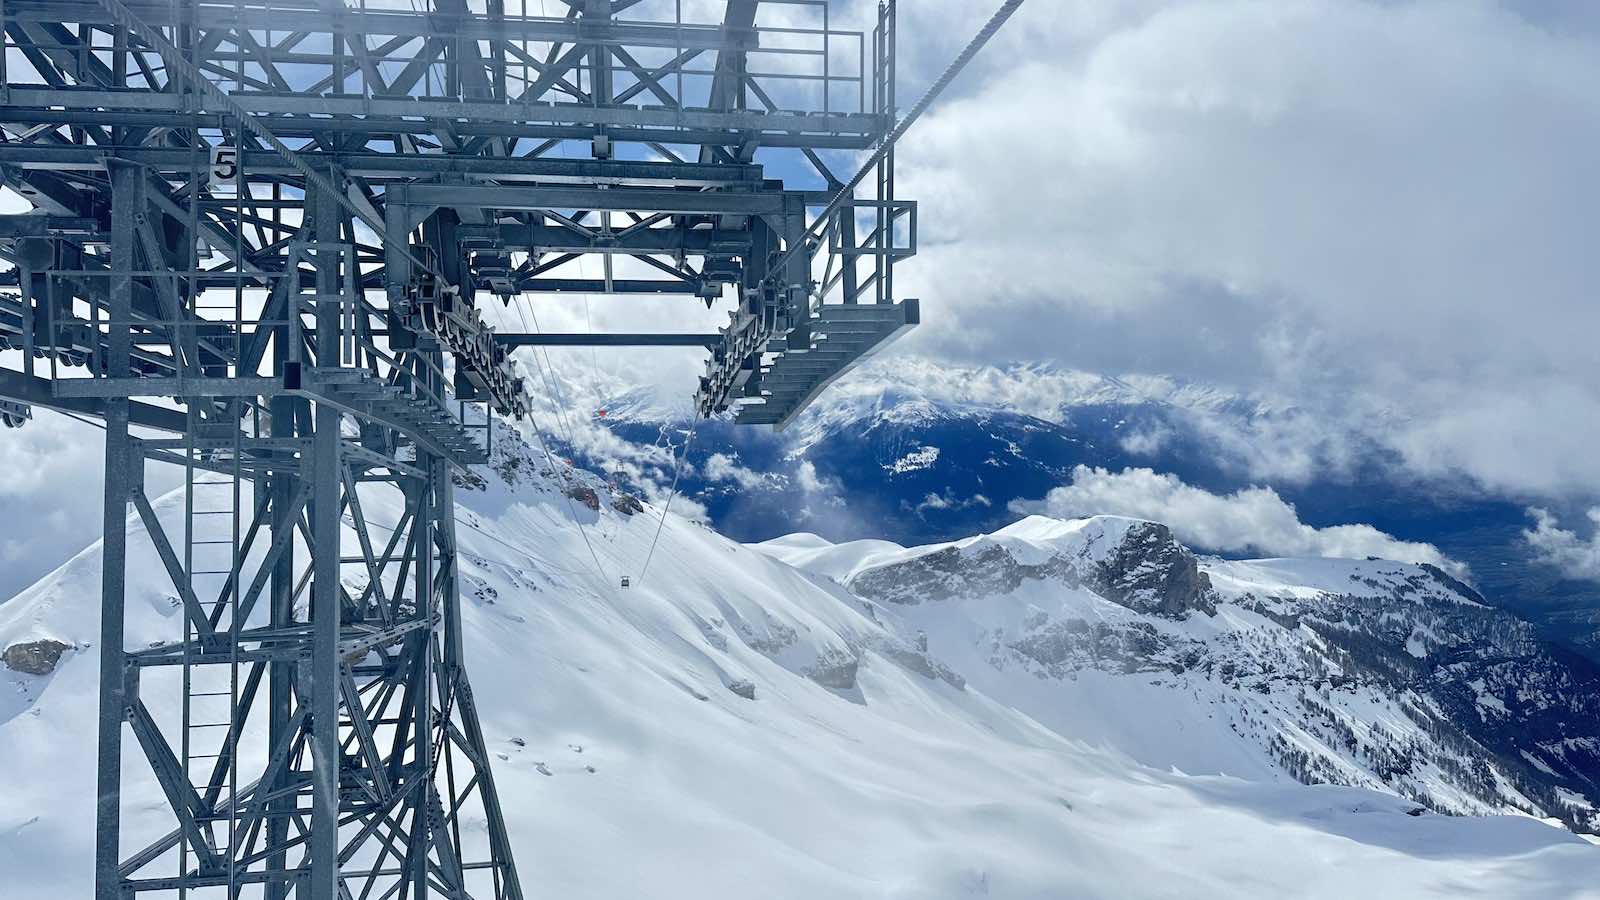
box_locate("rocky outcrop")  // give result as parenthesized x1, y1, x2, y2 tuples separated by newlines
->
(849, 544, 1049, 605)
(564, 485, 600, 511)
(849, 519, 1216, 620)
(3, 639, 70, 675)
(1088, 521, 1217, 618)
(827, 516, 1600, 833)
(1008, 618, 1205, 677)
(611, 492, 645, 516)
(806, 655, 860, 690)
(877, 640, 966, 689)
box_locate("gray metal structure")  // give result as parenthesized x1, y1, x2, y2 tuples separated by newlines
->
(0, 0, 914, 896)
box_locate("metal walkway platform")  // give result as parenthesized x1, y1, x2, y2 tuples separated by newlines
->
(735, 299, 919, 429)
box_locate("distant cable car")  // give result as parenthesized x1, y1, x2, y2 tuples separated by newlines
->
(596, 408, 608, 418)
(620, 575, 631, 589)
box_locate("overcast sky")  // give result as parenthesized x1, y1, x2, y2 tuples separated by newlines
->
(4, 0, 1599, 594)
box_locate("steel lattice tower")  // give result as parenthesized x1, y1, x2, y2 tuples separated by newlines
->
(0, 0, 915, 895)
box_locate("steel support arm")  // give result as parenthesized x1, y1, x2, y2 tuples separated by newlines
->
(0, 370, 188, 432)
(495, 333, 719, 348)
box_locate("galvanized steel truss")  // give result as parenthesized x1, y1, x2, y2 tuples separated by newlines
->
(0, 0, 916, 896)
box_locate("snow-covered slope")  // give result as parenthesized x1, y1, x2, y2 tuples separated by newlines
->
(3, 436, 1599, 898)
(758, 517, 1600, 835)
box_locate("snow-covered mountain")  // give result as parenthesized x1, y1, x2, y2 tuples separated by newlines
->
(758, 517, 1600, 833)
(581, 360, 1600, 659)
(3, 427, 1599, 898)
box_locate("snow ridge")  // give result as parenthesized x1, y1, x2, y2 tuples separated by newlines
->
(761, 519, 1600, 834)
(1, 434, 1597, 898)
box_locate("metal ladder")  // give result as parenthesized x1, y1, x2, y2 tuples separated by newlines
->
(180, 402, 246, 888)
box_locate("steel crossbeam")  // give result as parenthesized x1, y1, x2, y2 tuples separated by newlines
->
(0, 1, 916, 897)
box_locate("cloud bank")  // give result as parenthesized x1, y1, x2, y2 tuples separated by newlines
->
(895, 0, 1600, 500)
(1015, 465, 1460, 571)
(1524, 507, 1600, 581)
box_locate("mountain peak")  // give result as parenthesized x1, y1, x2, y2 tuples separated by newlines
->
(765, 514, 1600, 837)
(845, 514, 1218, 619)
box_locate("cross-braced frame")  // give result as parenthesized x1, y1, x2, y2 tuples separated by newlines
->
(0, 1, 916, 896)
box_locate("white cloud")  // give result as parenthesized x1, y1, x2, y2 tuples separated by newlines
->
(912, 491, 992, 517)
(1015, 465, 1461, 571)
(891, 0, 1600, 500)
(1524, 507, 1600, 581)
(811, 357, 1372, 485)
(795, 460, 837, 495)
(1119, 424, 1173, 457)
(703, 453, 768, 491)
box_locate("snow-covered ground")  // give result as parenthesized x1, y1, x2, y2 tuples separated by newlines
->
(2, 440, 1598, 898)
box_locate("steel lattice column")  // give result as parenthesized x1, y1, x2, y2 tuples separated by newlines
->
(94, 156, 142, 900)
(0, 2, 915, 895)
(307, 174, 346, 900)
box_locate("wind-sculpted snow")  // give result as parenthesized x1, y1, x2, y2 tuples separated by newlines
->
(3, 431, 1600, 897)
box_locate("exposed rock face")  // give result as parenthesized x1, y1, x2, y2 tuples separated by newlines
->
(565, 485, 600, 511)
(489, 452, 527, 488)
(611, 493, 645, 516)
(850, 544, 1030, 604)
(1007, 618, 1205, 677)
(876, 641, 966, 689)
(806, 655, 860, 690)
(727, 679, 757, 700)
(1089, 521, 1217, 618)
(849, 518, 1216, 620)
(3, 639, 70, 675)
(849, 520, 1600, 833)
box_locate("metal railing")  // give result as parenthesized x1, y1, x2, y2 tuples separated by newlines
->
(0, 0, 878, 124)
